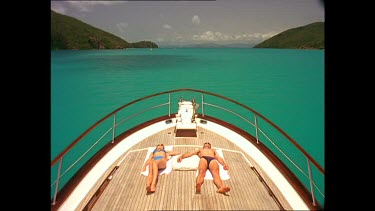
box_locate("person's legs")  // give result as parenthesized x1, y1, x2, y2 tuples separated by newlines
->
(209, 160, 230, 194)
(208, 160, 222, 188)
(150, 159, 167, 192)
(196, 158, 208, 193)
(150, 161, 159, 192)
(146, 161, 154, 191)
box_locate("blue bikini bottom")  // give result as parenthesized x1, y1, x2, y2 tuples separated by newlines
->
(154, 156, 164, 160)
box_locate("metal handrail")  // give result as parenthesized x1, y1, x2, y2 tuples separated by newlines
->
(51, 88, 324, 207)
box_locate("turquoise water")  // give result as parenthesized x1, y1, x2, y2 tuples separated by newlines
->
(52, 48, 324, 166)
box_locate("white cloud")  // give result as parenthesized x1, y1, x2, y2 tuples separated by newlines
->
(51, 2, 67, 14)
(191, 30, 278, 43)
(51, 1, 126, 13)
(192, 15, 200, 25)
(67, 1, 125, 12)
(163, 24, 172, 29)
(116, 22, 128, 34)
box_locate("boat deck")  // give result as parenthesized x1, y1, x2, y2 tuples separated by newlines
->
(81, 126, 293, 210)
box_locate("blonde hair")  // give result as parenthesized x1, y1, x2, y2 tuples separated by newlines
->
(156, 143, 165, 149)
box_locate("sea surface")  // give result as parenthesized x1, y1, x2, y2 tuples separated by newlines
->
(51, 48, 324, 197)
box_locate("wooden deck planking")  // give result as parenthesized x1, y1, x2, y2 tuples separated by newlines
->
(89, 126, 291, 210)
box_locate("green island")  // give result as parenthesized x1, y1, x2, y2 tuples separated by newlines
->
(51, 10, 158, 50)
(254, 22, 324, 49)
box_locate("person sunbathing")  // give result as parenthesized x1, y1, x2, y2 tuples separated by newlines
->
(142, 144, 180, 194)
(177, 142, 230, 194)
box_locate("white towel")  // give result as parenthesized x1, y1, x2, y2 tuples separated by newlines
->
(172, 154, 200, 170)
(141, 145, 174, 176)
(196, 149, 230, 180)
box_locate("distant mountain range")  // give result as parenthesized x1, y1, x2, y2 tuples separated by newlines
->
(254, 22, 324, 49)
(51, 10, 158, 50)
(159, 42, 255, 48)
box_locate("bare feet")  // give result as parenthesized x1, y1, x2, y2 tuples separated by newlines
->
(150, 185, 156, 192)
(195, 184, 202, 194)
(217, 186, 231, 194)
(146, 186, 155, 194)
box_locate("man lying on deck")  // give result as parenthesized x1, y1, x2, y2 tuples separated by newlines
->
(142, 144, 180, 194)
(177, 142, 231, 194)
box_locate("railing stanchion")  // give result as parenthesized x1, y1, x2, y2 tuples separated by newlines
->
(52, 157, 63, 205)
(168, 93, 171, 116)
(254, 114, 259, 144)
(307, 158, 316, 206)
(112, 114, 116, 143)
(201, 93, 205, 116)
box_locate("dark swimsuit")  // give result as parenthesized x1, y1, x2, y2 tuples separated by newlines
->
(201, 156, 216, 167)
(153, 149, 166, 161)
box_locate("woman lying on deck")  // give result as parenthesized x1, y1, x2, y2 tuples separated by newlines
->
(142, 143, 180, 194)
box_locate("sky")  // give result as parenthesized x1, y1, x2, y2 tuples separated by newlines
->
(51, 0, 325, 47)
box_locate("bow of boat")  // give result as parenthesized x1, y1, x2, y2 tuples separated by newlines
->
(51, 89, 324, 210)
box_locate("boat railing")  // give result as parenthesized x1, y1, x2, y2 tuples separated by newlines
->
(201, 100, 324, 206)
(51, 88, 324, 208)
